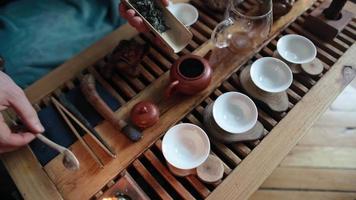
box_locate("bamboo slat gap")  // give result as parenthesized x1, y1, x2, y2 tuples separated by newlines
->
(190, 28, 208, 44)
(111, 75, 136, 99)
(88, 67, 126, 105)
(139, 65, 158, 83)
(120, 73, 146, 92)
(228, 143, 251, 159)
(142, 57, 164, 77)
(139, 34, 179, 61)
(343, 26, 356, 39)
(143, 150, 196, 200)
(290, 80, 309, 96)
(194, 20, 213, 38)
(190, 0, 223, 22)
(132, 160, 173, 200)
(194, 8, 218, 29)
(337, 33, 355, 45)
(147, 48, 173, 70)
(185, 176, 211, 199)
(211, 141, 242, 168)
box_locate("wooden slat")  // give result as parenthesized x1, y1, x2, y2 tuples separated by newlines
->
(143, 150, 195, 200)
(132, 160, 173, 200)
(250, 190, 356, 200)
(1, 147, 63, 200)
(206, 43, 356, 200)
(185, 176, 211, 199)
(261, 167, 356, 192)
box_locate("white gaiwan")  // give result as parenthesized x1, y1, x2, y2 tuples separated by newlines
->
(277, 34, 317, 64)
(168, 3, 199, 27)
(250, 57, 293, 93)
(162, 123, 210, 170)
(213, 92, 258, 134)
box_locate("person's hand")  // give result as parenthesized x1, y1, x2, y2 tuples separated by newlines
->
(119, 0, 170, 33)
(0, 71, 44, 153)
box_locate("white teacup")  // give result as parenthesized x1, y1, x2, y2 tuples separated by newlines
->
(250, 57, 293, 93)
(168, 3, 199, 27)
(212, 92, 258, 134)
(277, 34, 317, 64)
(162, 123, 210, 171)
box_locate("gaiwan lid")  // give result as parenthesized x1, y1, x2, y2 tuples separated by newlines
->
(131, 101, 160, 129)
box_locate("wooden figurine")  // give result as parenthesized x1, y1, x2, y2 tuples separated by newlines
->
(304, 0, 354, 41)
(106, 39, 149, 78)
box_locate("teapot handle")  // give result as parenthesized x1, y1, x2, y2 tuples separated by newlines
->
(211, 18, 234, 48)
(165, 80, 179, 99)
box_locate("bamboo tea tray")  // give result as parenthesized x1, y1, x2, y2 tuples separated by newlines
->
(1, 0, 356, 199)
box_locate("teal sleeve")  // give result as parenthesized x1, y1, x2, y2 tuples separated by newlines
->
(0, 0, 125, 88)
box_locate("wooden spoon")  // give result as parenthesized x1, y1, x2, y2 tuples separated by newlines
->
(36, 134, 80, 171)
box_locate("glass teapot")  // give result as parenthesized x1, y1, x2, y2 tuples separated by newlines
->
(211, 0, 273, 53)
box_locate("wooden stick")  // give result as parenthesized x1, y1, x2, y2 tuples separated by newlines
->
(51, 97, 104, 168)
(88, 66, 126, 105)
(80, 74, 142, 141)
(57, 94, 116, 158)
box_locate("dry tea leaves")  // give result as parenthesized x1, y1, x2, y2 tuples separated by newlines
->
(131, 0, 169, 33)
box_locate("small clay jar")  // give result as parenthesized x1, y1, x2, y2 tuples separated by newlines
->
(165, 54, 212, 97)
(273, 0, 295, 20)
(131, 101, 160, 129)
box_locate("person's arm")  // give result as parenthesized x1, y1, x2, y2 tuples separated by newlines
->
(119, 0, 170, 32)
(0, 71, 44, 153)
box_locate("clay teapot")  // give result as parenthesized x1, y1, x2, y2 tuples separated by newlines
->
(131, 101, 160, 129)
(165, 54, 212, 97)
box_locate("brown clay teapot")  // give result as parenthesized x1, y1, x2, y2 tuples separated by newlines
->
(165, 54, 212, 97)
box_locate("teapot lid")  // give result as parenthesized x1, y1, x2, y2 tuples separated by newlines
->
(131, 101, 160, 128)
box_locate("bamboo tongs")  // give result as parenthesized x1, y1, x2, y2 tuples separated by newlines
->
(51, 97, 116, 168)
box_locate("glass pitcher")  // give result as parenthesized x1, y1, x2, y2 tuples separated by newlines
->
(211, 0, 273, 53)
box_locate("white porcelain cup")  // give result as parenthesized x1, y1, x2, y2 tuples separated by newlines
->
(212, 92, 258, 134)
(168, 3, 199, 27)
(277, 34, 317, 64)
(250, 57, 293, 93)
(162, 123, 210, 171)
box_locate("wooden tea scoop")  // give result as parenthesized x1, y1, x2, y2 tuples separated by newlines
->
(81, 74, 142, 141)
(36, 134, 80, 171)
(5, 112, 80, 171)
(196, 154, 224, 184)
(301, 58, 324, 76)
(240, 65, 289, 112)
(51, 97, 104, 168)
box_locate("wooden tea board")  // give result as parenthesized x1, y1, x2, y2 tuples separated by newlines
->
(1, 0, 356, 199)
